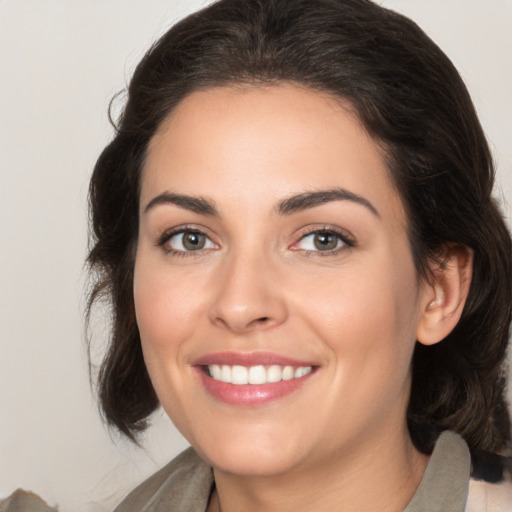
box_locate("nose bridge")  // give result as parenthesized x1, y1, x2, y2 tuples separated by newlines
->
(209, 243, 287, 333)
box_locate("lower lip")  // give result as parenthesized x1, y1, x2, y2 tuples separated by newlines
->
(196, 368, 315, 406)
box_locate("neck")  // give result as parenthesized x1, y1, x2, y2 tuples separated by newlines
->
(208, 424, 429, 512)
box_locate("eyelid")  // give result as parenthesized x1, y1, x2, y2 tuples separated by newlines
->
(156, 225, 219, 254)
(289, 225, 356, 253)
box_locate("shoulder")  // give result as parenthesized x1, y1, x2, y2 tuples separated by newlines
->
(404, 431, 512, 512)
(0, 490, 57, 512)
(466, 451, 512, 512)
(113, 447, 214, 512)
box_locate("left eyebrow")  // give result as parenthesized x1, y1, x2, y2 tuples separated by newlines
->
(276, 188, 380, 218)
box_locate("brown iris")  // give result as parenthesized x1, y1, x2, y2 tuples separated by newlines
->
(313, 232, 339, 251)
(182, 232, 207, 250)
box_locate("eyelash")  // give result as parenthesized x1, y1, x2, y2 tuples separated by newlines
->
(156, 225, 217, 257)
(156, 225, 356, 257)
(291, 226, 356, 257)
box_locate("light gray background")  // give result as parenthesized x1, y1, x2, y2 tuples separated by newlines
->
(1, 1, 511, 510)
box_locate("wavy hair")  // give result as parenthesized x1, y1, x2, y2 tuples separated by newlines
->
(87, 0, 511, 453)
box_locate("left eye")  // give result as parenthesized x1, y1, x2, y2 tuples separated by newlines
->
(166, 231, 216, 252)
(296, 231, 346, 252)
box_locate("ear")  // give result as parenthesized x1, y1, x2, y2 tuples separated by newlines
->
(416, 245, 473, 346)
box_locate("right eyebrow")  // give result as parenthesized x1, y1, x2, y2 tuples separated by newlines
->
(143, 192, 219, 216)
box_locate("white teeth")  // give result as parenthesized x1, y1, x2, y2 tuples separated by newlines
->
(231, 365, 248, 385)
(210, 364, 222, 380)
(295, 366, 312, 378)
(248, 365, 267, 384)
(207, 364, 313, 385)
(221, 365, 231, 383)
(266, 365, 282, 383)
(282, 366, 295, 380)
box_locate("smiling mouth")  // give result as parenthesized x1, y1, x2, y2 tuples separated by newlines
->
(195, 355, 318, 405)
(204, 364, 313, 385)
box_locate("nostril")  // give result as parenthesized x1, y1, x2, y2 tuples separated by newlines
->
(249, 316, 273, 328)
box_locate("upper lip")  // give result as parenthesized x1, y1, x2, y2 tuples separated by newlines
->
(192, 351, 318, 367)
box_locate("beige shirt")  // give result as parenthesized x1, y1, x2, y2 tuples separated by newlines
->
(2, 432, 510, 511)
(112, 431, 512, 512)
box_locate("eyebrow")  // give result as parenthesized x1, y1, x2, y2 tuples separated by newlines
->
(143, 187, 379, 218)
(277, 188, 380, 217)
(144, 193, 219, 216)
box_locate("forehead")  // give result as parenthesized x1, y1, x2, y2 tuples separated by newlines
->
(142, 83, 405, 224)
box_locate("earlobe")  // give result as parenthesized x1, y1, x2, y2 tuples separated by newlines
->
(416, 245, 473, 346)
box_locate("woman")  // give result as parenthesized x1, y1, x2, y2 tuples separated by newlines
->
(87, 0, 512, 510)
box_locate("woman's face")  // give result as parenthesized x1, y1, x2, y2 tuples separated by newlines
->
(134, 84, 431, 477)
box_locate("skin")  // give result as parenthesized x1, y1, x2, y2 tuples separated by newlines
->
(134, 84, 471, 512)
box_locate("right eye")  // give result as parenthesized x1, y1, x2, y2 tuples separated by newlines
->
(161, 229, 217, 253)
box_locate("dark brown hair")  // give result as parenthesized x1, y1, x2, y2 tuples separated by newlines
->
(87, 0, 512, 454)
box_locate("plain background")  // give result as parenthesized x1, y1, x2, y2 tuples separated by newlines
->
(1, 1, 511, 510)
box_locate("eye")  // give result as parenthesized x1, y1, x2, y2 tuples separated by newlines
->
(161, 229, 217, 253)
(293, 229, 354, 253)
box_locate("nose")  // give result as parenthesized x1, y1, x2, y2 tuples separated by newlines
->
(208, 251, 288, 335)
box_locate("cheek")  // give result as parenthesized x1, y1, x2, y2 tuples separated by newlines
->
(133, 256, 204, 365)
(298, 252, 421, 382)
(132, 256, 207, 434)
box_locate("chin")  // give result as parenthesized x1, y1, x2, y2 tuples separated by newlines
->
(192, 429, 309, 477)
(206, 449, 302, 478)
